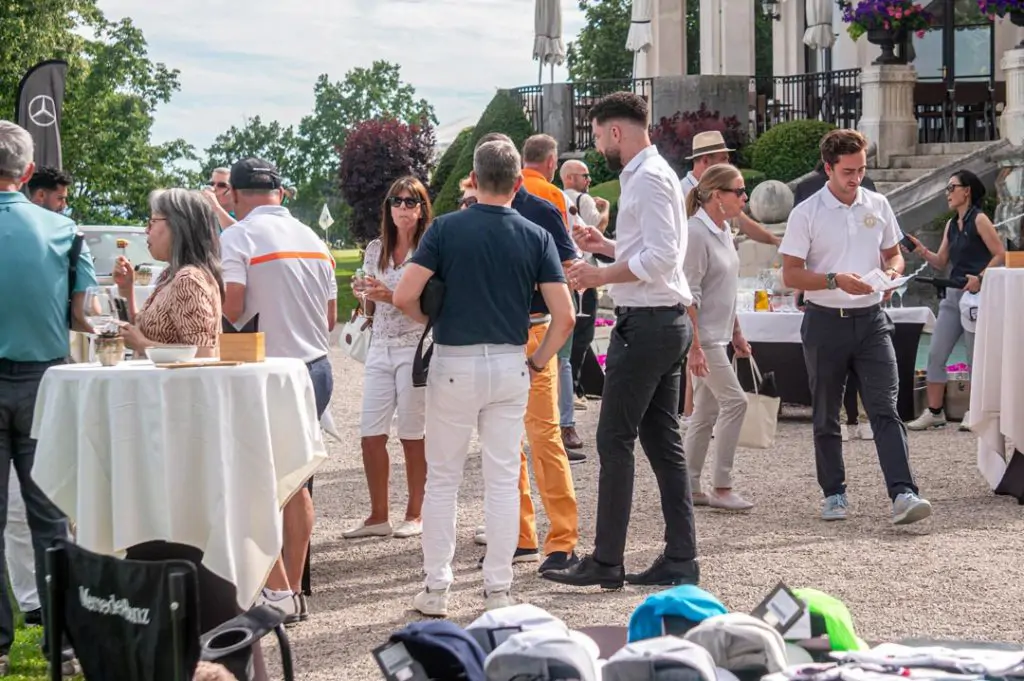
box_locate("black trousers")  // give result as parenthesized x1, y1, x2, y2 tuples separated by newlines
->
(801, 304, 919, 501)
(570, 287, 599, 395)
(593, 306, 696, 566)
(844, 372, 861, 425)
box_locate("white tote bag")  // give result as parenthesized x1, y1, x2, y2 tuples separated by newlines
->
(734, 356, 780, 449)
(339, 308, 372, 363)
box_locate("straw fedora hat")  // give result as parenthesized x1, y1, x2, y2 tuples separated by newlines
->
(685, 130, 735, 160)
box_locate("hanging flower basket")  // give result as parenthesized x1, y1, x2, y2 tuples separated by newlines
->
(977, 1, 1024, 48)
(837, 1, 934, 64)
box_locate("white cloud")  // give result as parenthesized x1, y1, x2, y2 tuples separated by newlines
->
(94, 0, 585, 154)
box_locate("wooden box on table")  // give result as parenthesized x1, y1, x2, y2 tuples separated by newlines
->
(219, 332, 265, 362)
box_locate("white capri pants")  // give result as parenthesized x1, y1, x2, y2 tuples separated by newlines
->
(360, 344, 426, 439)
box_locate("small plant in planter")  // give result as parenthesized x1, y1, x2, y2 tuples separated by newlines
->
(837, 1, 934, 64)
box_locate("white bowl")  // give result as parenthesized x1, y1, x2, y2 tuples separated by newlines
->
(146, 345, 198, 364)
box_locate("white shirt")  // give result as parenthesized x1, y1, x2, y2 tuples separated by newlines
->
(611, 145, 693, 307)
(779, 185, 900, 309)
(220, 205, 338, 362)
(680, 171, 699, 200)
(564, 188, 602, 228)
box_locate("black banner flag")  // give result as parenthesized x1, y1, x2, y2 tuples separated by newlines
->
(15, 59, 69, 171)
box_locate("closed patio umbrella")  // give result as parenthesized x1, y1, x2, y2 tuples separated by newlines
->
(534, 0, 566, 83)
(625, 0, 653, 79)
(803, 0, 835, 51)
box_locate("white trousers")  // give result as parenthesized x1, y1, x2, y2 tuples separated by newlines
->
(421, 344, 529, 594)
(685, 344, 748, 491)
(5, 474, 39, 612)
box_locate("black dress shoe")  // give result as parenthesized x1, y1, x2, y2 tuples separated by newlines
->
(538, 550, 580, 573)
(626, 554, 700, 586)
(540, 554, 624, 589)
(22, 608, 42, 626)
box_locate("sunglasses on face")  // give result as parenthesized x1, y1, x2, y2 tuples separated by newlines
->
(725, 187, 748, 197)
(388, 196, 421, 209)
(458, 196, 478, 208)
(208, 181, 229, 190)
(945, 183, 964, 194)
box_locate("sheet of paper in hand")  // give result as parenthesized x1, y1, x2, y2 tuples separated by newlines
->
(859, 268, 915, 293)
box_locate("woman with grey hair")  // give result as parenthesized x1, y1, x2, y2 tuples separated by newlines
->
(113, 188, 224, 356)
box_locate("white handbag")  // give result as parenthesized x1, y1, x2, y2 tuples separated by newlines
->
(734, 356, 780, 449)
(339, 308, 372, 363)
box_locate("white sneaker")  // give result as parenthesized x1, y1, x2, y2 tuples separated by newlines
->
(393, 520, 423, 538)
(959, 411, 971, 432)
(412, 587, 450, 617)
(907, 410, 946, 431)
(257, 588, 300, 624)
(474, 525, 487, 545)
(342, 521, 392, 539)
(892, 492, 932, 525)
(484, 589, 515, 611)
(841, 424, 850, 442)
(857, 422, 874, 440)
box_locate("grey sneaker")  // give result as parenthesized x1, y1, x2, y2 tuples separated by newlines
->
(907, 410, 946, 430)
(892, 492, 932, 525)
(821, 493, 849, 521)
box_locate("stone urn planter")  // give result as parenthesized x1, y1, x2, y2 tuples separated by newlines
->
(867, 28, 907, 65)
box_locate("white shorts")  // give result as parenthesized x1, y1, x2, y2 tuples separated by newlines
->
(360, 344, 426, 439)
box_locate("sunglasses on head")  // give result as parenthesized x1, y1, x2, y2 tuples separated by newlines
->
(458, 195, 478, 208)
(208, 181, 229, 190)
(387, 196, 421, 209)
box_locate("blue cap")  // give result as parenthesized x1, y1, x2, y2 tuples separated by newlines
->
(389, 620, 486, 681)
(628, 585, 729, 643)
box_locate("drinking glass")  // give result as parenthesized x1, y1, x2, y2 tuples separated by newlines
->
(84, 286, 118, 335)
(571, 259, 591, 317)
(894, 283, 909, 308)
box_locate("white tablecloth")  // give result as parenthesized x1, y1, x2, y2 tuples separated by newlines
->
(967, 268, 1024, 489)
(737, 307, 937, 344)
(30, 357, 327, 609)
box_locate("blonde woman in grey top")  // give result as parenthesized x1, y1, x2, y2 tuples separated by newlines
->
(683, 164, 754, 511)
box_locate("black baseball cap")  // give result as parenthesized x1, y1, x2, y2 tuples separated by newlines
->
(230, 157, 282, 190)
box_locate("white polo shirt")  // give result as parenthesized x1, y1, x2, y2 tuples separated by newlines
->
(779, 185, 900, 309)
(220, 205, 337, 362)
(680, 171, 699, 200)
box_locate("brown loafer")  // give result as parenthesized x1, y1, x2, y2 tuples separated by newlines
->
(561, 426, 583, 450)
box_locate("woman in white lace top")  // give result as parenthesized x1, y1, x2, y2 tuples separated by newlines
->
(343, 176, 430, 540)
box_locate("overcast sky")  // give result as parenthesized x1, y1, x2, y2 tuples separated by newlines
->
(95, 0, 585, 153)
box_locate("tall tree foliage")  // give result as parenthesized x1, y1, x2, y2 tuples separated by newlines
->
(567, 0, 633, 81)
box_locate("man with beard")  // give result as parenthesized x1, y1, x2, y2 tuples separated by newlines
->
(542, 92, 699, 589)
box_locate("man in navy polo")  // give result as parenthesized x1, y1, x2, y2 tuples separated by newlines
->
(0, 120, 94, 673)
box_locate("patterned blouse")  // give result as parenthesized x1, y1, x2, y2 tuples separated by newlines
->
(136, 265, 222, 348)
(363, 239, 426, 348)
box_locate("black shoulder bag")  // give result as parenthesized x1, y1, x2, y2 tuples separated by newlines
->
(411, 276, 445, 388)
(67, 232, 84, 328)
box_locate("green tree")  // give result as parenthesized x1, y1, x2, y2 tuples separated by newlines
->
(60, 17, 194, 224)
(566, 0, 633, 81)
(200, 116, 300, 181)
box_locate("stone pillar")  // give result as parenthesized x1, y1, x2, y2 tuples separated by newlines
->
(857, 65, 917, 168)
(652, 0, 687, 77)
(541, 83, 574, 154)
(1000, 49, 1024, 145)
(991, 144, 1024, 249)
(700, 0, 755, 76)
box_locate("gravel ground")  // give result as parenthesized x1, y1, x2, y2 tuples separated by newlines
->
(263, 348, 1024, 680)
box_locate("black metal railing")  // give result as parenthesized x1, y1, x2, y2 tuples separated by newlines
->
(913, 80, 1003, 144)
(750, 69, 862, 136)
(568, 78, 654, 151)
(507, 84, 544, 136)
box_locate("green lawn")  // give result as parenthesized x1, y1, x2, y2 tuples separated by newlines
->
(6, 622, 78, 680)
(333, 248, 362, 315)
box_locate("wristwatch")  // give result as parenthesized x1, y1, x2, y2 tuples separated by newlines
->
(526, 356, 543, 372)
(826, 273, 838, 290)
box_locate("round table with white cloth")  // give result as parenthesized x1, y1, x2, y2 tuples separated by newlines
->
(967, 267, 1024, 493)
(30, 357, 327, 609)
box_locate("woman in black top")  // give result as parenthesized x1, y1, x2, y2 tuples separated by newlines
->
(905, 170, 1005, 430)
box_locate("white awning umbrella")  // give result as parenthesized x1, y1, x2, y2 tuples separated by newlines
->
(534, 0, 566, 83)
(803, 0, 835, 51)
(625, 0, 654, 79)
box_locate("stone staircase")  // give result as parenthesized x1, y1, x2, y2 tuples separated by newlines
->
(870, 142, 996, 195)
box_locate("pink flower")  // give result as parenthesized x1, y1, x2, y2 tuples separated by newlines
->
(916, 30, 925, 38)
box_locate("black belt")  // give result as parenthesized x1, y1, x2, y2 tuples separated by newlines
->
(305, 355, 329, 368)
(805, 302, 881, 319)
(614, 304, 686, 315)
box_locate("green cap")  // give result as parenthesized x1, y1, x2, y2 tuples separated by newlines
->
(792, 588, 868, 652)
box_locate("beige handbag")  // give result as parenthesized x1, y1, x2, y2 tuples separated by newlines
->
(734, 356, 780, 449)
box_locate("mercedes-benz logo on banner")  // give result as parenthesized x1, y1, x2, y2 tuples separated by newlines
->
(28, 95, 57, 128)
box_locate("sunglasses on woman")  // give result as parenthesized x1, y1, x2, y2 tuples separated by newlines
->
(724, 187, 747, 197)
(458, 195, 478, 208)
(387, 196, 421, 209)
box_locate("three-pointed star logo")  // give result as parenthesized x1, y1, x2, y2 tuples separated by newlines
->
(28, 95, 57, 128)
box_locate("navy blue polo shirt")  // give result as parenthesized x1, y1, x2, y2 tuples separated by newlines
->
(411, 203, 565, 346)
(511, 187, 577, 314)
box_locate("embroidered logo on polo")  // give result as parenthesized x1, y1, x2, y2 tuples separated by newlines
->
(862, 214, 879, 228)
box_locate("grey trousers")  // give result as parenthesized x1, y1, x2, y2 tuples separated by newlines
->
(801, 305, 919, 501)
(926, 288, 975, 383)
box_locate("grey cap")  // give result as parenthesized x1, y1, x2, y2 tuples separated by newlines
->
(683, 613, 814, 674)
(604, 636, 742, 681)
(484, 628, 602, 681)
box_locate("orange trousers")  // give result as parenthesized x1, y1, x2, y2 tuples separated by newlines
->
(519, 323, 579, 554)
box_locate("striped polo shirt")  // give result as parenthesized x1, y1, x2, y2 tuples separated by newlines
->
(220, 205, 337, 362)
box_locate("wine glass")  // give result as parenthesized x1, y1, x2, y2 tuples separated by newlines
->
(84, 286, 118, 335)
(570, 259, 591, 318)
(893, 282, 909, 308)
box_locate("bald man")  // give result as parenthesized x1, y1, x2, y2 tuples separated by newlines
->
(560, 160, 609, 234)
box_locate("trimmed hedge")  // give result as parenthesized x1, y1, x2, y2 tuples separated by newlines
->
(583, 149, 617, 186)
(589, 179, 621, 238)
(433, 92, 535, 215)
(429, 126, 474, 200)
(740, 168, 767, 194)
(749, 120, 835, 183)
